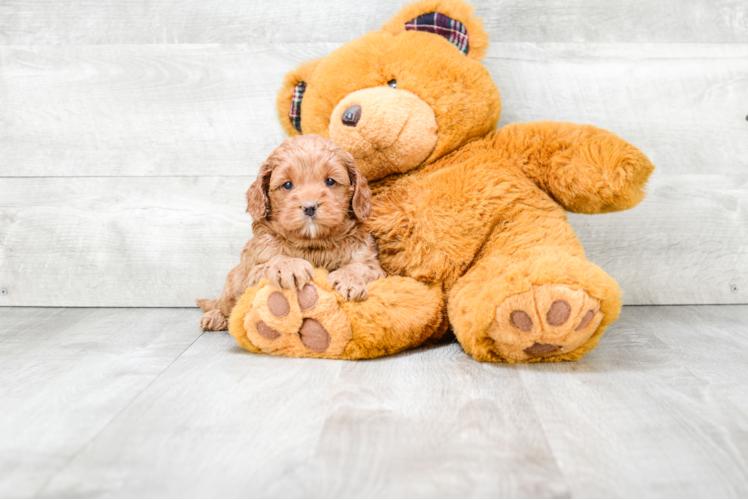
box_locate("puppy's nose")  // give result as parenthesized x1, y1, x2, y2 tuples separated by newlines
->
(302, 202, 319, 217)
(342, 105, 362, 127)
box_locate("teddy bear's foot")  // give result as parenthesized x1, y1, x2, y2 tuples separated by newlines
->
(228, 270, 447, 360)
(490, 284, 603, 362)
(448, 248, 622, 363)
(240, 281, 353, 358)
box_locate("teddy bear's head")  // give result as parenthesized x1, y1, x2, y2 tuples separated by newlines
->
(276, 0, 501, 182)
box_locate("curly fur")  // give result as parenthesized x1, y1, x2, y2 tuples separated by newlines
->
(227, 0, 654, 362)
(198, 134, 385, 331)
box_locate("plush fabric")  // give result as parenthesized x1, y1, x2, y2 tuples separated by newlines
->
(229, 270, 447, 360)
(404, 12, 469, 54)
(231, 0, 654, 362)
(289, 82, 306, 133)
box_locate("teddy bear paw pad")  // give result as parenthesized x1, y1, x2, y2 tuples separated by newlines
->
(297, 283, 319, 310)
(489, 284, 602, 361)
(243, 282, 352, 358)
(299, 318, 330, 352)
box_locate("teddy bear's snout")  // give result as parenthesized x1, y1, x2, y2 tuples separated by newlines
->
(329, 87, 438, 181)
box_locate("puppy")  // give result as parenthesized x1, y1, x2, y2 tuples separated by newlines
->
(197, 134, 386, 331)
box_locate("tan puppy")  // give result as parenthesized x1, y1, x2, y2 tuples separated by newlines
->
(198, 134, 386, 331)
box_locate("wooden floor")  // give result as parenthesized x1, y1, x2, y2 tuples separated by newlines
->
(0, 306, 747, 498)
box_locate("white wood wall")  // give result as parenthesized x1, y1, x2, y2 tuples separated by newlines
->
(0, 0, 746, 307)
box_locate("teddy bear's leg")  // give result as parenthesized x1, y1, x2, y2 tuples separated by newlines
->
(228, 269, 447, 360)
(447, 205, 622, 363)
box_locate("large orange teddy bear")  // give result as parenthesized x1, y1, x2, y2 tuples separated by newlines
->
(228, 0, 655, 362)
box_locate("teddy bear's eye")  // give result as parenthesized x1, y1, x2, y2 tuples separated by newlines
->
(387, 79, 397, 88)
(325, 178, 337, 187)
(282, 181, 293, 190)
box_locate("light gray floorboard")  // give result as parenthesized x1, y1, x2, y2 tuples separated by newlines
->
(1, 43, 745, 178)
(0, 307, 204, 498)
(36, 319, 345, 498)
(0, 174, 745, 307)
(519, 306, 748, 498)
(0, 305, 745, 497)
(1, 0, 746, 45)
(290, 349, 568, 498)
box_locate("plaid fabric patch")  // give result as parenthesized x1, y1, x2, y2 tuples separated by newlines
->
(289, 81, 306, 133)
(405, 12, 469, 55)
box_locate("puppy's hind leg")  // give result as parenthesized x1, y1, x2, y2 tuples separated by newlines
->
(196, 298, 219, 312)
(200, 309, 228, 331)
(196, 298, 228, 331)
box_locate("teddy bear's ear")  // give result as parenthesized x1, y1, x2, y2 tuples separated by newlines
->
(381, 0, 489, 61)
(276, 58, 321, 136)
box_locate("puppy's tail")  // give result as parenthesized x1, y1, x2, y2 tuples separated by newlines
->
(196, 298, 219, 312)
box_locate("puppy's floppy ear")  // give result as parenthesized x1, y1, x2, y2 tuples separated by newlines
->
(246, 158, 274, 221)
(381, 0, 489, 61)
(337, 148, 372, 222)
(276, 58, 321, 136)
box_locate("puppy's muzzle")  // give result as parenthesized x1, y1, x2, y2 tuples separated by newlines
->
(302, 202, 318, 217)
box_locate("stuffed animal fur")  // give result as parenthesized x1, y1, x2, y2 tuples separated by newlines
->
(229, 0, 655, 362)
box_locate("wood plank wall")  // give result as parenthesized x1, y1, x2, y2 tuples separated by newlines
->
(0, 0, 746, 307)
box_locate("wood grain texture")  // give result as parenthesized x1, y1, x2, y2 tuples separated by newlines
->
(0, 305, 741, 497)
(0, 307, 204, 498)
(0, 44, 332, 178)
(0, 176, 254, 307)
(0, 173, 745, 307)
(518, 305, 748, 497)
(491, 43, 748, 179)
(1, 0, 747, 45)
(569, 173, 748, 306)
(1, 43, 746, 178)
(288, 349, 568, 497)
(36, 316, 344, 498)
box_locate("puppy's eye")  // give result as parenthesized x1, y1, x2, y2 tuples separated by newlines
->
(387, 79, 397, 88)
(282, 181, 293, 190)
(324, 178, 337, 187)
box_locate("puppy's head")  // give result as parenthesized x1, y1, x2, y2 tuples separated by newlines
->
(246, 134, 371, 240)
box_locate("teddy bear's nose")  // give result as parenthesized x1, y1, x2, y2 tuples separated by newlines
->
(342, 105, 362, 127)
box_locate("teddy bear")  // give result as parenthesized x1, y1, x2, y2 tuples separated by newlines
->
(228, 0, 655, 362)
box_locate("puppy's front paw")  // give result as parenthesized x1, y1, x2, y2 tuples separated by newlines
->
(201, 309, 228, 331)
(267, 258, 315, 290)
(328, 270, 368, 301)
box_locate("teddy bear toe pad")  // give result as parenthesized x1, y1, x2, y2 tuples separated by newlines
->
(297, 283, 318, 310)
(266, 292, 290, 318)
(256, 321, 282, 340)
(243, 282, 351, 358)
(256, 287, 331, 351)
(491, 284, 602, 361)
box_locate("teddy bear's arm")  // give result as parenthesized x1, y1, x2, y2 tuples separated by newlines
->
(495, 121, 655, 214)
